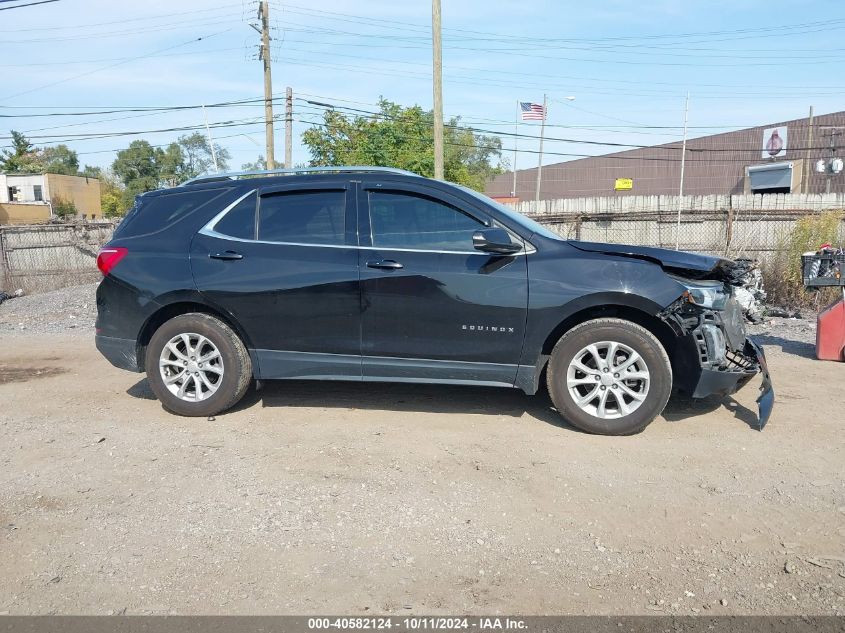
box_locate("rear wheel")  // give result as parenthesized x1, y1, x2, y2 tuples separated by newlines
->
(547, 318, 672, 435)
(145, 313, 252, 417)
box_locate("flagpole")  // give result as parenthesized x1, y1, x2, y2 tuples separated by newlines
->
(512, 100, 518, 198)
(675, 91, 690, 251)
(534, 93, 547, 205)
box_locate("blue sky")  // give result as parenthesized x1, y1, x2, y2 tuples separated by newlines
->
(2, 0, 845, 173)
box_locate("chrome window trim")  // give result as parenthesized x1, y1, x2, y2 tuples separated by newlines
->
(199, 188, 536, 255)
(201, 189, 257, 237)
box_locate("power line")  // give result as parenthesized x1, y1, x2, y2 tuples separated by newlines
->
(275, 3, 845, 46)
(295, 98, 842, 156)
(0, 2, 249, 32)
(0, 0, 59, 10)
(0, 96, 275, 119)
(0, 92, 838, 157)
(0, 47, 246, 68)
(0, 29, 233, 103)
(0, 13, 246, 44)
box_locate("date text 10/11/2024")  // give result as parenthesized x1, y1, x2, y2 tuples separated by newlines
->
(307, 617, 528, 631)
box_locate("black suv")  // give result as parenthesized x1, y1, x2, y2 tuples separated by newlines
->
(95, 167, 773, 435)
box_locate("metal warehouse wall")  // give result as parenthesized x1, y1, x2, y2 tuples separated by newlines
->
(487, 110, 845, 200)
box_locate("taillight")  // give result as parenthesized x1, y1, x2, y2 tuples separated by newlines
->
(97, 247, 128, 276)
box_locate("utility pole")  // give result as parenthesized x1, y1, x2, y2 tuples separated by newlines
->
(804, 105, 814, 193)
(431, 0, 444, 180)
(512, 100, 518, 198)
(285, 87, 293, 169)
(202, 105, 219, 173)
(534, 93, 547, 205)
(675, 91, 690, 251)
(259, 0, 275, 169)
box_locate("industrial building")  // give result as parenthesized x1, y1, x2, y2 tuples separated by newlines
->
(486, 110, 845, 202)
(0, 173, 102, 224)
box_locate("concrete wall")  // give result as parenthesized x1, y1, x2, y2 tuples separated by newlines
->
(45, 173, 101, 218)
(0, 202, 51, 225)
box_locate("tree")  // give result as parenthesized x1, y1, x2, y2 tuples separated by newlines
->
(0, 130, 41, 173)
(176, 132, 230, 178)
(98, 170, 126, 217)
(301, 99, 504, 190)
(1, 131, 82, 176)
(110, 134, 232, 203)
(112, 140, 163, 207)
(241, 155, 267, 171)
(39, 144, 80, 175)
(159, 143, 186, 188)
(52, 195, 77, 218)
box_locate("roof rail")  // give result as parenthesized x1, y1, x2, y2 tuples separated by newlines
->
(182, 166, 420, 186)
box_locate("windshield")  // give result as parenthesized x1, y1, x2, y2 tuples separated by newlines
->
(454, 185, 563, 241)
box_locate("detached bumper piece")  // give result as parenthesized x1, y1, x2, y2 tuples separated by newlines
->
(691, 338, 774, 430)
(747, 339, 774, 430)
(661, 293, 774, 430)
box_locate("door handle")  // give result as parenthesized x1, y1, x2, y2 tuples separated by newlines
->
(209, 250, 244, 261)
(366, 259, 403, 270)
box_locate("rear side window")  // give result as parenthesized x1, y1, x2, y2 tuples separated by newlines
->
(214, 192, 256, 240)
(258, 190, 346, 244)
(114, 188, 228, 238)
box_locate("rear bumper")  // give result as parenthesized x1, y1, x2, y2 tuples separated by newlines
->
(692, 338, 774, 429)
(95, 335, 141, 372)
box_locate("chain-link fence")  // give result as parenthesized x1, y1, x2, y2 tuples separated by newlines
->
(0, 222, 116, 294)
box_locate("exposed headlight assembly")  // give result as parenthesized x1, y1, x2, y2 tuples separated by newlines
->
(672, 278, 730, 310)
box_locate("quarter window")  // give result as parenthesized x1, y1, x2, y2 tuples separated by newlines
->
(214, 192, 256, 240)
(368, 191, 485, 251)
(113, 188, 228, 239)
(258, 190, 346, 244)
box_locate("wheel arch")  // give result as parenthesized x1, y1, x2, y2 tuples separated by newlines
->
(136, 300, 254, 372)
(518, 293, 681, 394)
(539, 302, 678, 361)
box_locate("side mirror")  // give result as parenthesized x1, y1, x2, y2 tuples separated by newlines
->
(472, 228, 522, 255)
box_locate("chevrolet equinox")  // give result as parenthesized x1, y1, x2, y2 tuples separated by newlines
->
(95, 167, 774, 435)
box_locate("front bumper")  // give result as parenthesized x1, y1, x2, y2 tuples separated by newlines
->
(95, 335, 141, 373)
(692, 338, 774, 430)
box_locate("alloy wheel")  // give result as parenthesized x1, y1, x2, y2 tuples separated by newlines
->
(158, 333, 224, 402)
(566, 340, 650, 419)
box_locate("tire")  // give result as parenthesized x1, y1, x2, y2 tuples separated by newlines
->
(546, 318, 672, 435)
(145, 313, 252, 417)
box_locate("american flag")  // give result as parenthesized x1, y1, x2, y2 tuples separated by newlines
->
(520, 102, 546, 121)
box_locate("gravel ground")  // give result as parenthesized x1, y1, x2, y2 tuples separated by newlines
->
(1, 285, 843, 615)
(0, 283, 97, 337)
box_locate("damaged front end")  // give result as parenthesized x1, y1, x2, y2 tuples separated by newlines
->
(567, 240, 774, 428)
(659, 278, 774, 430)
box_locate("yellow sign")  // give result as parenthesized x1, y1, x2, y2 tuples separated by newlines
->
(615, 178, 633, 191)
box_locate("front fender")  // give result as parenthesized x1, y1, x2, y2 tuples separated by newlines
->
(520, 248, 686, 368)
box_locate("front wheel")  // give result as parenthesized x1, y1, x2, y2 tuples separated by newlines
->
(145, 313, 252, 417)
(546, 318, 672, 435)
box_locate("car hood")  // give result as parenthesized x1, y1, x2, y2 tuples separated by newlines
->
(569, 240, 737, 281)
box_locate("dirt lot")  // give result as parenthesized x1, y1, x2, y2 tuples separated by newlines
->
(1, 285, 844, 615)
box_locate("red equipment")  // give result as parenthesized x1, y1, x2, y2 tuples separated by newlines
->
(816, 298, 845, 361)
(802, 248, 845, 362)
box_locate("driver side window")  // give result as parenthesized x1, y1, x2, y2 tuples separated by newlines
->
(368, 190, 486, 251)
